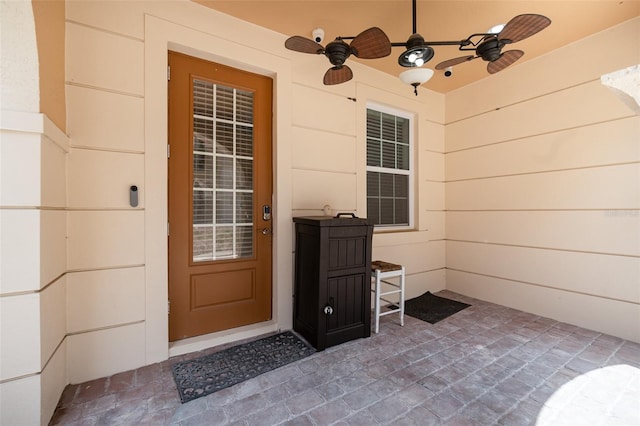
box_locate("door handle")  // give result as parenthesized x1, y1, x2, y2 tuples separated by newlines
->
(260, 227, 271, 235)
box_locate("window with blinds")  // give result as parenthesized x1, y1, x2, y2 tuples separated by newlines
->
(192, 79, 254, 261)
(366, 107, 412, 228)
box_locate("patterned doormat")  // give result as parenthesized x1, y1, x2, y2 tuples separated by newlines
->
(171, 331, 315, 403)
(392, 291, 470, 324)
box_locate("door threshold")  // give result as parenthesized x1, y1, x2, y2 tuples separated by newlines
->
(168, 321, 278, 358)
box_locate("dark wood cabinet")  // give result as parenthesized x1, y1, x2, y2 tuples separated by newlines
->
(293, 215, 373, 350)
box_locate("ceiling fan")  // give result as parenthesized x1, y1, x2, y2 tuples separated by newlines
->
(435, 13, 552, 74)
(284, 0, 551, 86)
(284, 27, 391, 85)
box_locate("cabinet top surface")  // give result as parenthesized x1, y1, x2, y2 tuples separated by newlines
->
(293, 215, 372, 227)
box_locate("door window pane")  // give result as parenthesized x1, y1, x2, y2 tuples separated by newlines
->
(215, 192, 233, 224)
(215, 121, 234, 154)
(193, 226, 213, 261)
(236, 125, 253, 157)
(236, 91, 254, 124)
(193, 154, 213, 188)
(236, 192, 253, 223)
(193, 80, 214, 117)
(236, 226, 253, 257)
(236, 158, 253, 190)
(193, 190, 213, 224)
(193, 119, 213, 153)
(192, 79, 255, 261)
(216, 157, 233, 190)
(215, 226, 233, 258)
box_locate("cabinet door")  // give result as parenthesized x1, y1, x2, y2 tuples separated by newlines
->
(327, 227, 369, 273)
(325, 273, 368, 345)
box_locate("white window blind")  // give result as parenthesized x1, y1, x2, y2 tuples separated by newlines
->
(366, 107, 412, 228)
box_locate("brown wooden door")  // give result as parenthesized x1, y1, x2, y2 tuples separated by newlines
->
(168, 52, 273, 342)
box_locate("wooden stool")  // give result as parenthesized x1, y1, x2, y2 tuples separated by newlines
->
(371, 260, 405, 333)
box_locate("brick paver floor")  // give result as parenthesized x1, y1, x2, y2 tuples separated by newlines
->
(50, 291, 640, 425)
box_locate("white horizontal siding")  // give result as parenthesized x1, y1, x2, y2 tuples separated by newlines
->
(447, 240, 639, 303)
(445, 17, 640, 343)
(67, 148, 144, 209)
(292, 84, 357, 136)
(66, 323, 146, 383)
(292, 127, 356, 173)
(446, 164, 639, 211)
(67, 210, 144, 270)
(66, 22, 144, 95)
(67, 267, 145, 333)
(446, 117, 640, 181)
(66, 85, 144, 152)
(447, 81, 635, 152)
(291, 169, 357, 212)
(447, 210, 640, 256)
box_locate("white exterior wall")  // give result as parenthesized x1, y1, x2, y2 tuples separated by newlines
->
(445, 17, 640, 342)
(61, 0, 445, 388)
(0, 113, 69, 426)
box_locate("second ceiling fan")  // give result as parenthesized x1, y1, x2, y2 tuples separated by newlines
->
(435, 13, 552, 74)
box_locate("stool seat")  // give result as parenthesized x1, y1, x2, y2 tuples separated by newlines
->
(371, 260, 405, 333)
(371, 260, 403, 273)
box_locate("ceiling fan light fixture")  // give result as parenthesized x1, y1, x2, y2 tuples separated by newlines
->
(398, 46, 434, 67)
(398, 33, 434, 67)
(399, 67, 434, 95)
(487, 23, 505, 34)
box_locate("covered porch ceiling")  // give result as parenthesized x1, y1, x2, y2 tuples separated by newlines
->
(194, 0, 639, 93)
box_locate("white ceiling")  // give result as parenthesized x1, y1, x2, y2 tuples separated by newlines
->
(194, 0, 639, 93)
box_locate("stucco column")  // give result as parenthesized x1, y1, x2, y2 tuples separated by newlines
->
(0, 1, 68, 425)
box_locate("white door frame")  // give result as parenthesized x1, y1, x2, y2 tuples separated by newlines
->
(144, 13, 294, 362)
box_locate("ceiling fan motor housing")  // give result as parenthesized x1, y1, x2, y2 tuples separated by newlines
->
(325, 40, 351, 67)
(476, 36, 505, 62)
(406, 33, 426, 50)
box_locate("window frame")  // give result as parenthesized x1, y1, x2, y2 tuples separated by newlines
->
(365, 102, 415, 231)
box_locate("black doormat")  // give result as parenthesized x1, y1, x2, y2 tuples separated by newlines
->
(171, 331, 315, 403)
(392, 291, 470, 324)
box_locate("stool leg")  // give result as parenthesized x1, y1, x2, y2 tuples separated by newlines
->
(374, 270, 381, 333)
(399, 266, 405, 327)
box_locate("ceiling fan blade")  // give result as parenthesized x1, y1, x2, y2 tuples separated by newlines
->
(435, 55, 476, 70)
(323, 66, 353, 85)
(487, 50, 524, 74)
(349, 27, 391, 59)
(285, 36, 324, 54)
(499, 14, 551, 44)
